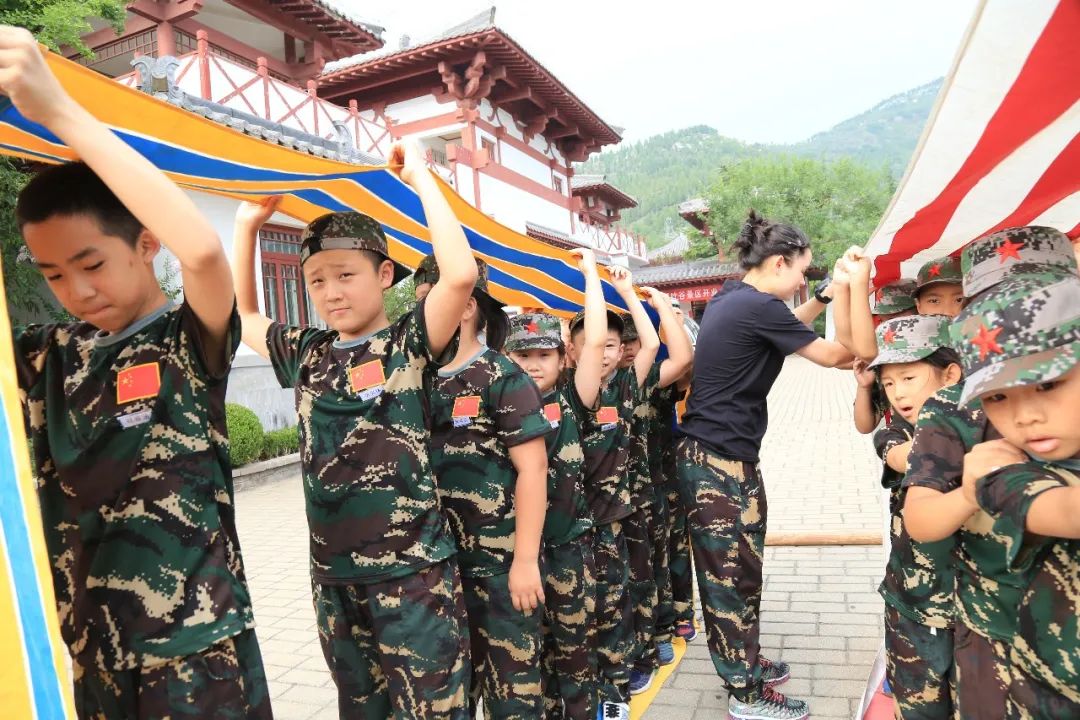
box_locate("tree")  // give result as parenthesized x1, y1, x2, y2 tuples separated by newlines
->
(0, 0, 126, 321)
(384, 277, 416, 323)
(688, 155, 896, 275)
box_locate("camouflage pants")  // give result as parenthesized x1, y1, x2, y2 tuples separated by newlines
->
(665, 477, 695, 627)
(651, 480, 675, 650)
(313, 560, 471, 720)
(1005, 665, 1080, 720)
(624, 504, 658, 672)
(883, 605, 954, 719)
(542, 530, 599, 720)
(73, 629, 272, 720)
(594, 519, 634, 703)
(463, 571, 545, 719)
(676, 438, 766, 701)
(953, 620, 1010, 720)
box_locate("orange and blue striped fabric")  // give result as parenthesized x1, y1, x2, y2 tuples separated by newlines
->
(0, 50, 640, 317)
(0, 265, 75, 718)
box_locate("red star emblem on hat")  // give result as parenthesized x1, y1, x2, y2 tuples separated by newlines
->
(929, 264, 942, 277)
(883, 328, 897, 345)
(525, 321, 539, 333)
(995, 238, 1025, 263)
(970, 323, 1004, 361)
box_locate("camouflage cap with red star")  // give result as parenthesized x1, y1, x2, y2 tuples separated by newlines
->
(951, 273, 1080, 406)
(505, 312, 564, 353)
(867, 314, 952, 370)
(914, 255, 963, 295)
(960, 225, 1078, 299)
(872, 279, 918, 315)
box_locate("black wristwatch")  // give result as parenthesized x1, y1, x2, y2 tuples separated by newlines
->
(814, 274, 833, 304)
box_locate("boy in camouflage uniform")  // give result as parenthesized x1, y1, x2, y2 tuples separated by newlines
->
(504, 248, 608, 719)
(620, 300, 694, 694)
(424, 255, 551, 719)
(903, 226, 1078, 719)
(867, 315, 962, 719)
(949, 270, 1080, 720)
(912, 255, 964, 318)
(231, 140, 478, 719)
(564, 264, 659, 717)
(6, 28, 270, 719)
(851, 279, 918, 434)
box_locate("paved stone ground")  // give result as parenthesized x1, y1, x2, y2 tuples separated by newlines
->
(233, 355, 887, 719)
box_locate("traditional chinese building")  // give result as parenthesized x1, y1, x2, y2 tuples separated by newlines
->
(68, 4, 642, 427)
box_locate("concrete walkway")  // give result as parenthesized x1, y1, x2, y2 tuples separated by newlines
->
(233, 355, 887, 719)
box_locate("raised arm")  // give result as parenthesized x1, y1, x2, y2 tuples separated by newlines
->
(230, 197, 281, 359)
(609, 266, 657, 388)
(852, 360, 882, 434)
(643, 287, 693, 388)
(848, 254, 878, 361)
(0, 27, 235, 368)
(572, 248, 606, 409)
(390, 140, 477, 356)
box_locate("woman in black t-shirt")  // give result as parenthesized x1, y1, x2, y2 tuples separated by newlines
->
(676, 211, 853, 720)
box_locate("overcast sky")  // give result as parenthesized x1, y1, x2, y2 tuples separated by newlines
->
(337, 0, 980, 145)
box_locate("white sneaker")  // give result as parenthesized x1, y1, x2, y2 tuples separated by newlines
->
(727, 687, 809, 720)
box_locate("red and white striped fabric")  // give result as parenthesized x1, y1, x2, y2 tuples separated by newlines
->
(866, 0, 1080, 286)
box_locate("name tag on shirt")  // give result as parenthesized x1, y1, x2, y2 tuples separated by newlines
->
(452, 395, 481, 427)
(544, 402, 561, 428)
(349, 360, 386, 401)
(597, 405, 617, 431)
(117, 409, 153, 429)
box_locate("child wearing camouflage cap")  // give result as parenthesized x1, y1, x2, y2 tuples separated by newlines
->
(866, 315, 962, 719)
(912, 255, 964, 317)
(422, 254, 551, 718)
(903, 225, 1079, 719)
(8, 27, 271, 717)
(231, 139, 478, 719)
(505, 247, 609, 719)
(950, 271, 1080, 719)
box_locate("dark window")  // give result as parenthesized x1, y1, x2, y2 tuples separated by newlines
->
(260, 226, 314, 326)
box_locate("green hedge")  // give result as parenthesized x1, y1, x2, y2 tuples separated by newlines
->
(225, 403, 263, 468)
(261, 426, 300, 461)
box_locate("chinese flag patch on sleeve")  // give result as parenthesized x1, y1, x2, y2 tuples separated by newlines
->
(544, 402, 561, 424)
(116, 362, 161, 404)
(349, 360, 386, 394)
(596, 406, 618, 424)
(452, 395, 482, 419)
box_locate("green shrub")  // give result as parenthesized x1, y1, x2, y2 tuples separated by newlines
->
(261, 426, 300, 461)
(225, 403, 263, 467)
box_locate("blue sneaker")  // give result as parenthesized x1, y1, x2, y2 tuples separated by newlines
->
(657, 640, 675, 666)
(628, 667, 657, 695)
(675, 622, 697, 642)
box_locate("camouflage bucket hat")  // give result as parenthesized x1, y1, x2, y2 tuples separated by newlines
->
(619, 312, 639, 342)
(914, 256, 963, 294)
(872, 280, 917, 315)
(300, 212, 411, 285)
(569, 308, 624, 337)
(413, 253, 505, 308)
(961, 225, 1078, 299)
(951, 273, 1080, 407)
(413, 253, 440, 287)
(867, 314, 952, 369)
(505, 312, 564, 353)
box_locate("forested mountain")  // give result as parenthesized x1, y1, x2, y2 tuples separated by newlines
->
(581, 79, 942, 248)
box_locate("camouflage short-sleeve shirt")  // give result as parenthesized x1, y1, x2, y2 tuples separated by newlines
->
(430, 348, 550, 577)
(976, 464, 1079, 701)
(903, 383, 1038, 640)
(875, 416, 955, 628)
(628, 362, 662, 508)
(567, 366, 638, 524)
(267, 300, 457, 584)
(649, 379, 678, 482)
(16, 303, 253, 671)
(542, 382, 593, 546)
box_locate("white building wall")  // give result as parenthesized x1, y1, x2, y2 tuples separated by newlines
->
(477, 174, 570, 234)
(385, 95, 451, 125)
